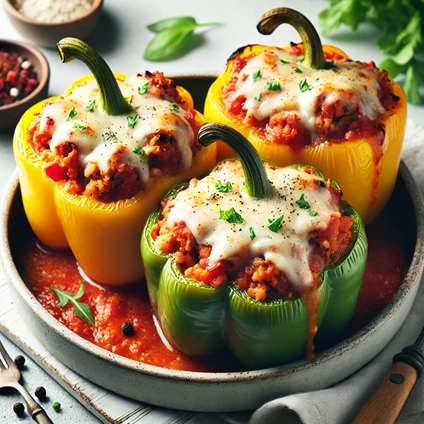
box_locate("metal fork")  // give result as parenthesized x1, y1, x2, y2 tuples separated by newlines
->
(0, 340, 53, 423)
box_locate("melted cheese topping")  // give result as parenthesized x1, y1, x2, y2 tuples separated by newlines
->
(39, 75, 195, 182)
(167, 161, 342, 290)
(232, 49, 385, 135)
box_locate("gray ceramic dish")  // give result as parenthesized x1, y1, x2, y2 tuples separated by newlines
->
(1, 78, 424, 411)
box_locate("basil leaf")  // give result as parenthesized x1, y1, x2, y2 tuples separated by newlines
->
(127, 113, 139, 128)
(296, 193, 311, 209)
(249, 227, 256, 240)
(219, 207, 244, 224)
(133, 147, 146, 161)
(86, 100, 97, 112)
(266, 81, 281, 91)
(147, 16, 197, 33)
(72, 300, 95, 327)
(215, 180, 232, 193)
(308, 209, 319, 217)
(74, 281, 85, 300)
(267, 215, 284, 232)
(66, 108, 77, 122)
(73, 123, 85, 132)
(138, 83, 149, 95)
(51, 287, 70, 307)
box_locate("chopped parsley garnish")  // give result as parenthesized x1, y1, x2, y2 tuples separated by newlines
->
(86, 99, 97, 112)
(127, 113, 138, 128)
(296, 193, 311, 209)
(219, 207, 244, 224)
(249, 227, 256, 240)
(299, 79, 312, 92)
(138, 83, 149, 95)
(170, 103, 180, 113)
(252, 70, 262, 82)
(293, 67, 303, 73)
(125, 95, 133, 105)
(133, 146, 146, 161)
(265, 81, 281, 91)
(215, 180, 232, 193)
(308, 209, 319, 217)
(72, 123, 85, 131)
(267, 215, 284, 232)
(254, 93, 263, 101)
(280, 59, 290, 64)
(66, 108, 77, 121)
(102, 130, 117, 141)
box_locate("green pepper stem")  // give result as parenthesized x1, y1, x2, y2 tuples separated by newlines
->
(256, 8, 330, 70)
(198, 123, 273, 199)
(57, 38, 132, 116)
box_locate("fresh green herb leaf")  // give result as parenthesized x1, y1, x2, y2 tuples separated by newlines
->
(138, 83, 149, 95)
(102, 130, 117, 141)
(267, 215, 284, 232)
(66, 108, 77, 122)
(249, 227, 256, 240)
(280, 59, 290, 64)
(133, 147, 146, 161)
(219, 207, 244, 224)
(299, 79, 312, 92)
(51, 282, 94, 326)
(72, 123, 85, 132)
(215, 180, 232, 193)
(144, 17, 221, 61)
(86, 100, 97, 112)
(125, 95, 133, 105)
(254, 93, 263, 101)
(296, 193, 311, 209)
(308, 209, 319, 217)
(293, 67, 303, 73)
(170, 103, 180, 113)
(127, 113, 138, 128)
(266, 81, 281, 91)
(252, 70, 262, 82)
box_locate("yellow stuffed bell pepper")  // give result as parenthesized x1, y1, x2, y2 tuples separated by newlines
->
(204, 8, 407, 224)
(13, 38, 216, 285)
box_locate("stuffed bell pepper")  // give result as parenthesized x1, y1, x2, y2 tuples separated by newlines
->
(13, 37, 216, 285)
(141, 123, 367, 369)
(204, 7, 407, 224)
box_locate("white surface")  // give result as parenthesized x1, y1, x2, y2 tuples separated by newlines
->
(0, 0, 423, 422)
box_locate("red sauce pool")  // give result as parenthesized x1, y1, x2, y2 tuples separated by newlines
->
(21, 212, 406, 372)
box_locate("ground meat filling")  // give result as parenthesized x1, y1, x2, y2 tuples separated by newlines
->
(27, 71, 201, 203)
(152, 185, 354, 302)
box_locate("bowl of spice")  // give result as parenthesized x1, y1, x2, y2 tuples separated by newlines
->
(2, 0, 103, 48)
(0, 39, 49, 130)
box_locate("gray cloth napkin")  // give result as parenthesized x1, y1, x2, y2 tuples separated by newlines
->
(223, 121, 424, 424)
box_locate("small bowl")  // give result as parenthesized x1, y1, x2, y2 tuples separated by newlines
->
(0, 39, 49, 131)
(3, 0, 103, 48)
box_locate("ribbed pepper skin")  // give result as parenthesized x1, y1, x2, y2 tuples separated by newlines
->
(204, 44, 407, 224)
(13, 74, 216, 285)
(141, 164, 368, 369)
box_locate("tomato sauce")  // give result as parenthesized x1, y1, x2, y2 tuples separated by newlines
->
(21, 212, 405, 372)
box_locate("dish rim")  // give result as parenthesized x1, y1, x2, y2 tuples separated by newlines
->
(1, 161, 424, 383)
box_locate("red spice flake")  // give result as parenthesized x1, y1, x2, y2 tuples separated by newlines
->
(0, 50, 39, 107)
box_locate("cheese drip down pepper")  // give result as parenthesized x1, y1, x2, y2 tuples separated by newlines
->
(13, 38, 216, 285)
(141, 123, 368, 369)
(204, 7, 407, 224)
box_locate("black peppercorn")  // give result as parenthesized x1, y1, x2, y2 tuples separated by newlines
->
(122, 322, 134, 336)
(13, 402, 25, 416)
(14, 355, 25, 369)
(35, 386, 47, 401)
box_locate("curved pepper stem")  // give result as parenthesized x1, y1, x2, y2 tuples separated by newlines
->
(57, 38, 132, 116)
(198, 123, 273, 199)
(257, 8, 330, 70)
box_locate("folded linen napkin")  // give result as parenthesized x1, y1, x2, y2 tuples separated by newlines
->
(222, 120, 424, 424)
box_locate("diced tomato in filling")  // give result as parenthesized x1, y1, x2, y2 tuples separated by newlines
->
(44, 162, 68, 182)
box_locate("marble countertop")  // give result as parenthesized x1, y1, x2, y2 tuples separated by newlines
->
(0, 0, 423, 422)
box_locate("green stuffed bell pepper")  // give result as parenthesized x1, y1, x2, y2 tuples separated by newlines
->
(141, 123, 368, 369)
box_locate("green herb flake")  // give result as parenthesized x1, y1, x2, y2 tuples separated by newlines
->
(215, 180, 232, 193)
(219, 207, 244, 224)
(138, 83, 149, 95)
(280, 59, 290, 64)
(66, 108, 77, 122)
(254, 93, 263, 101)
(266, 81, 281, 91)
(170, 103, 180, 113)
(296, 193, 311, 209)
(72, 123, 85, 132)
(127, 113, 139, 129)
(51, 402, 61, 412)
(102, 130, 117, 141)
(252, 70, 262, 82)
(51, 282, 94, 326)
(308, 209, 319, 217)
(85, 99, 97, 112)
(249, 227, 256, 240)
(267, 215, 284, 232)
(133, 146, 146, 161)
(293, 67, 303, 73)
(299, 79, 312, 92)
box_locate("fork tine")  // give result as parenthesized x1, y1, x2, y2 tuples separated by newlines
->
(0, 340, 15, 368)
